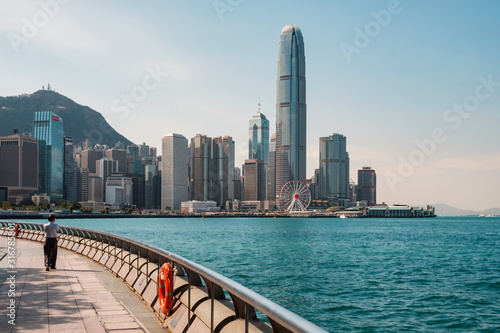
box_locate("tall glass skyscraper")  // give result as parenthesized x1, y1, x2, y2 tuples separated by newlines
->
(33, 111, 64, 199)
(275, 24, 307, 197)
(248, 106, 269, 163)
(319, 133, 350, 205)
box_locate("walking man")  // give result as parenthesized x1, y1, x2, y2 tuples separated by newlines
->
(43, 214, 59, 271)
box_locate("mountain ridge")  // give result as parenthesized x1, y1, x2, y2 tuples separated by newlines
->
(0, 90, 133, 147)
(432, 203, 500, 216)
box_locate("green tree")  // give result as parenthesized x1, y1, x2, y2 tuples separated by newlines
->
(69, 201, 82, 212)
(2, 202, 12, 210)
(57, 200, 68, 209)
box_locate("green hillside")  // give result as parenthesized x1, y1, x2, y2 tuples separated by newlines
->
(0, 90, 133, 147)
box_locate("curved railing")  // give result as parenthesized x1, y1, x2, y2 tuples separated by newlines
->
(0, 221, 327, 333)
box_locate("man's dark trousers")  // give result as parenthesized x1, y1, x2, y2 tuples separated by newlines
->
(44, 237, 58, 268)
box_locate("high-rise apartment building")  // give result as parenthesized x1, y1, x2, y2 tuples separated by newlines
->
(0, 133, 38, 201)
(266, 133, 276, 200)
(33, 111, 64, 199)
(162, 133, 189, 210)
(319, 134, 350, 205)
(275, 24, 307, 195)
(358, 167, 376, 206)
(244, 159, 265, 201)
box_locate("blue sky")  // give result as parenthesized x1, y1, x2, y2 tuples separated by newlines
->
(1, 0, 499, 210)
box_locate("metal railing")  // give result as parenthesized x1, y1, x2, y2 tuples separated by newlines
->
(1, 221, 327, 333)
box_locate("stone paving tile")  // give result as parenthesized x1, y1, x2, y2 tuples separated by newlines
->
(103, 321, 143, 330)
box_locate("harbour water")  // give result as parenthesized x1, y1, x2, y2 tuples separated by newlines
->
(19, 216, 500, 332)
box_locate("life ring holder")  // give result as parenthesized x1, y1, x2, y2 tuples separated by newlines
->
(14, 224, 19, 237)
(158, 262, 174, 315)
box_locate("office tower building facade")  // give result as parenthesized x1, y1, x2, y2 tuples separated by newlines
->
(127, 144, 143, 174)
(0, 133, 39, 201)
(106, 176, 133, 206)
(266, 133, 276, 200)
(33, 111, 64, 199)
(212, 136, 235, 206)
(97, 158, 119, 201)
(319, 134, 350, 204)
(249, 108, 269, 163)
(275, 24, 307, 195)
(162, 133, 189, 210)
(358, 167, 376, 206)
(81, 149, 103, 174)
(190, 134, 212, 201)
(139, 143, 150, 159)
(64, 137, 77, 203)
(244, 159, 265, 201)
(105, 148, 127, 174)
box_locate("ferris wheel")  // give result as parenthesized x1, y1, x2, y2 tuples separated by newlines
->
(279, 180, 311, 212)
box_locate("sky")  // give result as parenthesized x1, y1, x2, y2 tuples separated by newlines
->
(1, 0, 499, 211)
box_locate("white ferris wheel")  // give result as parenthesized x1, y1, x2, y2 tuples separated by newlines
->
(279, 180, 311, 212)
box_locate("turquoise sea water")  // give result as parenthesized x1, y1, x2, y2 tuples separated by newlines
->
(20, 216, 500, 332)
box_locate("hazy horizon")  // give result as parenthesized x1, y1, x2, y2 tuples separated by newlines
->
(1, 0, 499, 210)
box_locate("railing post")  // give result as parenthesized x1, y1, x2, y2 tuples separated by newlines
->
(146, 249, 149, 283)
(188, 270, 191, 329)
(245, 303, 249, 333)
(211, 281, 214, 333)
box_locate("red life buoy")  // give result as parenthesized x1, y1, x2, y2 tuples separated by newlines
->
(158, 263, 174, 315)
(14, 224, 19, 237)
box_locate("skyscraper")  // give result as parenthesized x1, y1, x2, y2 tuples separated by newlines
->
(190, 134, 212, 201)
(0, 133, 38, 201)
(212, 136, 235, 206)
(319, 134, 350, 205)
(64, 137, 76, 203)
(266, 133, 276, 200)
(162, 133, 189, 210)
(244, 159, 265, 201)
(33, 111, 64, 199)
(105, 148, 127, 174)
(249, 106, 269, 163)
(275, 24, 307, 196)
(358, 167, 376, 206)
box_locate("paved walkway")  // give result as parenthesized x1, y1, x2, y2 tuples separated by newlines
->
(0, 237, 166, 333)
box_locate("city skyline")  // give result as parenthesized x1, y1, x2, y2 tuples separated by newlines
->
(0, 1, 499, 210)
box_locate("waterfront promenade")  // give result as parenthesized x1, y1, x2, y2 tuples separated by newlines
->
(0, 238, 165, 333)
